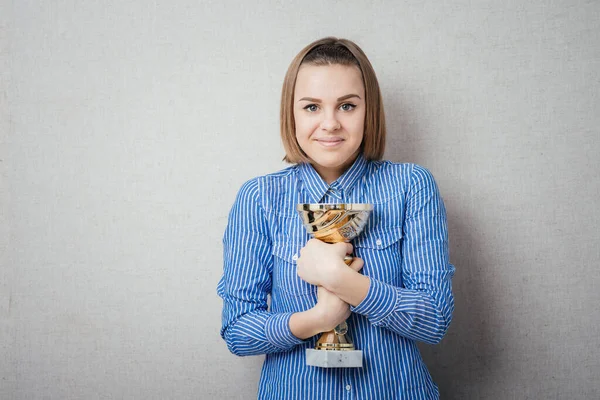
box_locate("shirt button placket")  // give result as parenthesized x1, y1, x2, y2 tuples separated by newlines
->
(345, 383, 355, 399)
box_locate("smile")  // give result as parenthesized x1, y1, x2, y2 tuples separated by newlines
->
(315, 137, 345, 147)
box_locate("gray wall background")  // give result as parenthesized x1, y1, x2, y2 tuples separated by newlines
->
(2, 0, 599, 399)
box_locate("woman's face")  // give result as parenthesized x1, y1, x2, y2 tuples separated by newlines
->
(293, 63, 366, 184)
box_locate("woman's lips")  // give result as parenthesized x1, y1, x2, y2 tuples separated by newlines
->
(315, 137, 344, 147)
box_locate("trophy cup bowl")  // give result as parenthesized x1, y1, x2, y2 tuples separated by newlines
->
(296, 203, 373, 368)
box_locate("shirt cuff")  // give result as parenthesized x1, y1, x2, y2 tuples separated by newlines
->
(351, 278, 398, 324)
(265, 312, 305, 350)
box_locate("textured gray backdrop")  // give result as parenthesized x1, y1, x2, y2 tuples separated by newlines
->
(2, 0, 599, 399)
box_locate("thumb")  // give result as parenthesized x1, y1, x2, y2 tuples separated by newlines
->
(348, 257, 364, 272)
(333, 242, 353, 256)
(344, 242, 354, 255)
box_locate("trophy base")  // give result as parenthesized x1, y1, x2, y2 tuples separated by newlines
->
(306, 349, 363, 368)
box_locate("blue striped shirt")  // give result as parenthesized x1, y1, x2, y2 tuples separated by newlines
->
(218, 154, 455, 399)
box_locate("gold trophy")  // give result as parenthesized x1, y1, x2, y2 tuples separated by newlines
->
(296, 203, 373, 368)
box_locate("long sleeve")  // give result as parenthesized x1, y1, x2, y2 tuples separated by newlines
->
(352, 165, 455, 344)
(217, 179, 305, 356)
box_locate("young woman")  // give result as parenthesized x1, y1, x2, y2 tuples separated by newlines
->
(217, 37, 455, 399)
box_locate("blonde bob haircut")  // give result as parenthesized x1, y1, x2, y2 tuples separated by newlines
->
(280, 37, 386, 163)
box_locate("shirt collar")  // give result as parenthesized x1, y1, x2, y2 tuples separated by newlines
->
(297, 153, 368, 203)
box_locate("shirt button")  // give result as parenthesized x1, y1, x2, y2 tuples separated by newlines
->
(375, 239, 382, 247)
(345, 384, 351, 391)
(292, 254, 298, 261)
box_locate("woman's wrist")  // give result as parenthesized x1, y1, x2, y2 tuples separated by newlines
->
(321, 260, 350, 290)
(327, 267, 370, 307)
(289, 306, 325, 340)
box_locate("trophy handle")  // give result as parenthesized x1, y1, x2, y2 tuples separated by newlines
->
(343, 255, 353, 265)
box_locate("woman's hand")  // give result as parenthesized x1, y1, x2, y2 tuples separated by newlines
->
(289, 286, 351, 339)
(347, 257, 364, 273)
(296, 239, 352, 288)
(314, 286, 351, 332)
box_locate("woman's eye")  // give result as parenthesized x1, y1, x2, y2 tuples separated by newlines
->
(339, 103, 356, 111)
(303, 104, 319, 112)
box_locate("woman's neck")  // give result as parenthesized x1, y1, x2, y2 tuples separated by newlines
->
(312, 152, 360, 185)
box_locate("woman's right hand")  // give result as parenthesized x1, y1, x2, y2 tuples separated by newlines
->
(289, 286, 351, 340)
(314, 286, 351, 332)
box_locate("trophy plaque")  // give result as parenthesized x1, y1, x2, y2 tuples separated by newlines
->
(296, 203, 373, 368)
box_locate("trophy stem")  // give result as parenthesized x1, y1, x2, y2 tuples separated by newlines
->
(314, 255, 354, 351)
(315, 326, 355, 351)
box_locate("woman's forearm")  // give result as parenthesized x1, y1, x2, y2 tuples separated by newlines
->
(288, 308, 324, 340)
(325, 266, 370, 307)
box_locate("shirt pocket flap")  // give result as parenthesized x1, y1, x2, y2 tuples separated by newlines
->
(272, 241, 315, 295)
(352, 226, 404, 284)
(272, 241, 302, 264)
(353, 226, 403, 249)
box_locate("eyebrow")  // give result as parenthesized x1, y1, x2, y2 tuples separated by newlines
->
(298, 94, 361, 102)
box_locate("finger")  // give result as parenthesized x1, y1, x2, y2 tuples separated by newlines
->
(317, 285, 326, 299)
(349, 257, 364, 272)
(333, 242, 353, 255)
(345, 242, 353, 254)
(301, 238, 322, 256)
(317, 285, 332, 295)
(305, 238, 319, 249)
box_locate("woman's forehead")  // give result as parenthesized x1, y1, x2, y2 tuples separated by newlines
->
(294, 64, 364, 99)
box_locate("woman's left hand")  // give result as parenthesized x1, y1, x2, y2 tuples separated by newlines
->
(296, 239, 352, 288)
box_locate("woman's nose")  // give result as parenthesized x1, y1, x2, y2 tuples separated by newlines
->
(320, 114, 341, 132)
